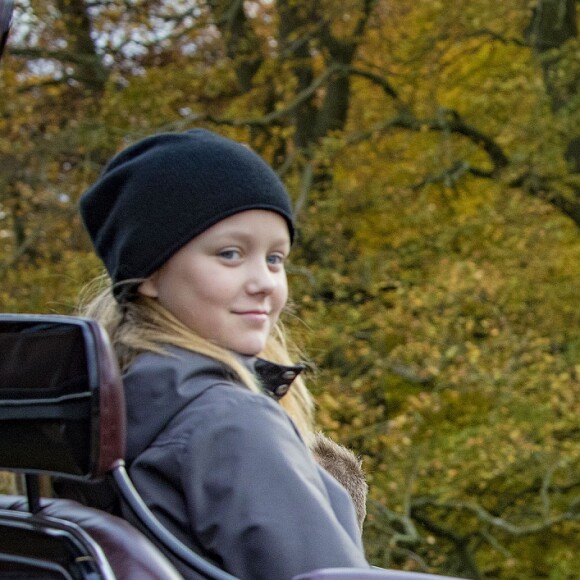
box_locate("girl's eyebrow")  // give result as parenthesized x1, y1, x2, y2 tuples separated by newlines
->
(211, 230, 290, 247)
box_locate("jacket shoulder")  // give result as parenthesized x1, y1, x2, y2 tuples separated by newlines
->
(123, 347, 244, 462)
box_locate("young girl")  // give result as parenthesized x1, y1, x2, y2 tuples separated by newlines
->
(79, 129, 368, 579)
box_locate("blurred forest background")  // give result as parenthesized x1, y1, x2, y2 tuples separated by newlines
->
(0, 0, 579, 578)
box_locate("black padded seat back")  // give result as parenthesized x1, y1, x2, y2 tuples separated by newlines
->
(0, 314, 125, 479)
(0, 314, 186, 578)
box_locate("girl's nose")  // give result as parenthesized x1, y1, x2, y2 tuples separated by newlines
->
(246, 260, 278, 295)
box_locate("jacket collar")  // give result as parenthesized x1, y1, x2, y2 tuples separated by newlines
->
(244, 357, 305, 401)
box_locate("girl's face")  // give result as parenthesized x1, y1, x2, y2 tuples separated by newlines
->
(138, 210, 290, 356)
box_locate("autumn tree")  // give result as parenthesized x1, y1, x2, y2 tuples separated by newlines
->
(1, 1, 579, 577)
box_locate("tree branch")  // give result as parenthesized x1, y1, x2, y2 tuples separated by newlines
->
(347, 65, 399, 99)
(180, 62, 344, 128)
(413, 496, 580, 537)
(509, 169, 580, 227)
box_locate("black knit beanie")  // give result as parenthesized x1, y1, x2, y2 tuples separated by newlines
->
(79, 129, 295, 302)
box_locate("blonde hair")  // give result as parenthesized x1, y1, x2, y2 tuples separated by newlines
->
(77, 275, 315, 439)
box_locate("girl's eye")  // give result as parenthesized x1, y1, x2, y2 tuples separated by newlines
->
(267, 253, 286, 266)
(219, 249, 241, 260)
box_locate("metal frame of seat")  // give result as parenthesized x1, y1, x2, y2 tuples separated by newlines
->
(0, 502, 117, 579)
(0, 494, 184, 579)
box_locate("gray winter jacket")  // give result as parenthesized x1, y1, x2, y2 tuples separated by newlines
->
(122, 346, 369, 580)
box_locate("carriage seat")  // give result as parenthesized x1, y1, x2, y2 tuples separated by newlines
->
(0, 494, 182, 579)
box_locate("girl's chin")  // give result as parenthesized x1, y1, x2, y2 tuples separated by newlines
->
(228, 338, 267, 357)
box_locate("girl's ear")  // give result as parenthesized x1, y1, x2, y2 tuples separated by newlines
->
(137, 274, 159, 298)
